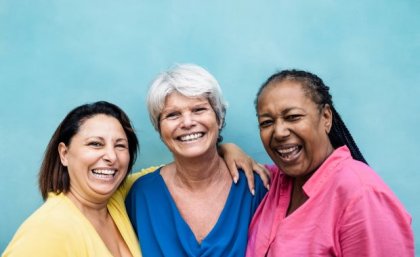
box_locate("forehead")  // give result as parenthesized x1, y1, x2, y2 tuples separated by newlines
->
(77, 114, 126, 137)
(257, 80, 321, 116)
(260, 80, 308, 103)
(163, 92, 210, 109)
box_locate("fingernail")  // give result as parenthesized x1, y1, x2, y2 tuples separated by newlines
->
(234, 176, 238, 184)
(251, 189, 255, 196)
(266, 184, 270, 190)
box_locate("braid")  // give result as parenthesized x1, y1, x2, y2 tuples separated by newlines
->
(256, 69, 368, 165)
(329, 107, 368, 164)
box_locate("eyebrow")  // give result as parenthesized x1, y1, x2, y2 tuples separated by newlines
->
(86, 136, 128, 142)
(161, 101, 210, 113)
(257, 107, 303, 118)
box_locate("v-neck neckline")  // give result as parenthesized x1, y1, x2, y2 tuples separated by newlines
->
(61, 193, 134, 257)
(157, 167, 235, 247)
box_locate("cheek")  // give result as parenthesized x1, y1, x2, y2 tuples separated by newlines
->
(259, 129, 271, 147)
(159, 122, 177, 137)
(67, 151, 90, 167)
(119, 152, 131, 166)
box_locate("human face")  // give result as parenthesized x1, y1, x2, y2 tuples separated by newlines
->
(159, 92, 220, 160)
(58, 114, 130, 202)
(257, 81, 333, 179)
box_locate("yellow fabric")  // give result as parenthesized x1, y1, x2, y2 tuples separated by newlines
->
(2, 166, 159, 257)
(121, 166, 162, 197)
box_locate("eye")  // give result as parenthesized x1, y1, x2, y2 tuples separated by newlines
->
(284, 114, 302, 121)
(258, 119, 273, 128)
(193, 107, 208, 114)
(116, 143, 128, 149)
(88, 141, 103, 147)
(163, 112, 180, 120)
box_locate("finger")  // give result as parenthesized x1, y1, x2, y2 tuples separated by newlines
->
(238, 159, 255, 195)
(224, 159, 239, 184)
(253, 163, 271, 190)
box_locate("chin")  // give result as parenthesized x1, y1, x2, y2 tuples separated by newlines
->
(92, 184, 120, 196)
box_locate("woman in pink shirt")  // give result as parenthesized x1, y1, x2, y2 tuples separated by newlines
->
(246, 70, 414, 257)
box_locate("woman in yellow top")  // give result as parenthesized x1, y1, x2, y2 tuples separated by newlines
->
(3, 101, 266, 257)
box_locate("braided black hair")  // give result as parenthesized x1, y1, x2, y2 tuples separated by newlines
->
(255, 69, 367, 164)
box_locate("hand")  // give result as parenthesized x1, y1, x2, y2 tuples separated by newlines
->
(219, 143, 271, 194)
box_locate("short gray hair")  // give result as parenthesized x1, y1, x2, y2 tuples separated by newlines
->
(147, 64, 227, 132)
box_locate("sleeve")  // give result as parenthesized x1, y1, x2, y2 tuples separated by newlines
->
(337, 187, 414, 257)
(119, 165, 161, 199)
(2, 221, 81, 257)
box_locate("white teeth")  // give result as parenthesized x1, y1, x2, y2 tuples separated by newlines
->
(179, 133, 203, 142)
(277, 146, 299, 154)
(92, 169, 116, 175)
(276, 146, 300, 160)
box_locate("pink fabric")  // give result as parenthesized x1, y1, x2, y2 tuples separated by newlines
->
(246, 146, 414, 257)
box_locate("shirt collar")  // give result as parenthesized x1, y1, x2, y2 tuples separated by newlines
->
(303, 146, 352, 197)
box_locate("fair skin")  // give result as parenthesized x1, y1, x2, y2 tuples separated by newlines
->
(219, 143, 270, 193)
(158, 92, 238, 243)
(58, 114, 132, 257)
(257, 81, 334, 215)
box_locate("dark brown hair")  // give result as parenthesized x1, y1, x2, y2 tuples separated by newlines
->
(38, 101, 139, 200)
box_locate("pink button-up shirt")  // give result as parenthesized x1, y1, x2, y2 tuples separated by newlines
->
(246, 146, 414, 257)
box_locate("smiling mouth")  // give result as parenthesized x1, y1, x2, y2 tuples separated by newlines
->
(91, 169, 117, 179)
(177, 132, 204, 142)
(275, 145, 302, 161)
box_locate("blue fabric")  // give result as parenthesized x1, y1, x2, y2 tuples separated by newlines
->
(126, 167, 267, 257)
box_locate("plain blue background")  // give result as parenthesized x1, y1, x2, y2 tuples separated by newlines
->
(1, 0, 419, 254)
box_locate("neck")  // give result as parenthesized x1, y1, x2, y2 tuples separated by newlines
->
(287, 178, 309, 216)
(295, 143, 335, 186)
(66, 190, 109, 220)
(172, 149, 229, 191)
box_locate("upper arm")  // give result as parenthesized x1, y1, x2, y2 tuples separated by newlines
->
(338, 188, 414, 256)
(3, 222, 78, 257)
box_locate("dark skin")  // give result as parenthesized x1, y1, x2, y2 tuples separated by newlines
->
(257, 80, 334, 216)
(287, 175, 310, 216)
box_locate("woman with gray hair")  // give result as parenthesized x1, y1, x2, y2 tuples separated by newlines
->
(125, 64, 268, 256)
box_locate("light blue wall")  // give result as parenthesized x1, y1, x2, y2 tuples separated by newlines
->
(1, 0, 419, 253)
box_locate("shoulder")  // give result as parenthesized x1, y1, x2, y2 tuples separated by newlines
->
(3, 196, 84, 256)
(237, 169, 268, 198)
(333, 158, 390, 194)
(28, 195, 85, 234)
(117, 165, 161, 198)
(248, 170, 266, 191)
(330, 159, 410, 217)
(129, 167, 163, 194)
(321, 146, 388, 193)
(126, 165, 162, 184)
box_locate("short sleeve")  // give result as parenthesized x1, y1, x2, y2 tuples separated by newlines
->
(338, 187, 414, 256)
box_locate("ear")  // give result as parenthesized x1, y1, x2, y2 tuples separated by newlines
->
(58, 142, 69, 166)
(218, 118, 223, 130)
(215, 112, 224, 130)
(322, 104, 333, 133)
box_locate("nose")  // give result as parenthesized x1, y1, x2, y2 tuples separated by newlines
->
(273, 120, 290, 140)
(103, 145, 117, 163)
(180, 112, 196, 128)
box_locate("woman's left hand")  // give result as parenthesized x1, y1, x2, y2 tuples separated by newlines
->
(219, 143, 271, 195)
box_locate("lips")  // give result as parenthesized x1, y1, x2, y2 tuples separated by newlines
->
(274, 145, 302, 162)
(177, 132, 204, 142)
(91, 169, 117, 179)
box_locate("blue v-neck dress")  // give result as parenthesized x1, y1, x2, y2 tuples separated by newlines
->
(125, 167, 267, 257)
